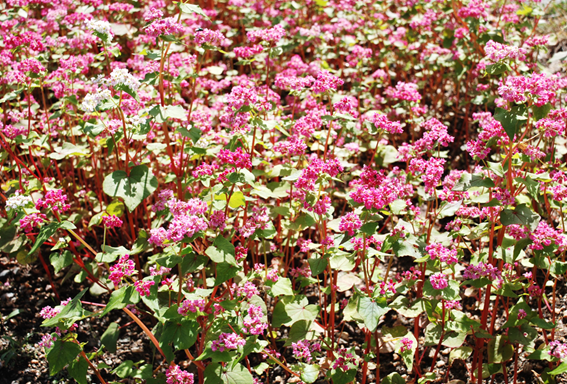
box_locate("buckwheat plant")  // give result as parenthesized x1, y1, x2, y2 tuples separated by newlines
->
(1, 0, 566, 383)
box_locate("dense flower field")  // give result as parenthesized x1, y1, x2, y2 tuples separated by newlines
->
(1, 0, 567, 382)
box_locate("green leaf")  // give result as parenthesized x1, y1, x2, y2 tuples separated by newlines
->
(533, 103, 552, 121)
(228, 191, 246, 209)
(531, 317, 555, 330)
(500, 205, 540, 231)
(488, 335, 514, 363)
(215, 262, 240, 286)
(46, 340, 82, 376)
(49, 142, 90, 160)
(494, 106, 527, 140)
(331, 368, 358, 384)
(203, 362, 253, 384)
(381, 372, 406, 384)
(50, 251, 74, 274)
(285, 320, 318, 346)
(97, 245, 129, 263)
(358, 296, 388, 332)
(106, 200, 125, 217)
(527, 349, 555, 361)
(549, 362, 567, 376)
(30, 221, 76, 255)
(272, 296, 318, 327)
(308, 256, 327, 276)
(360, 222, 379, 236)
(115, 83, 139, 101)
(42, 289, 90, 330)
(112, 360, 134, 378)
(102, 285, 140, 316)
(178, 126, 203, 143)
(101, 322, 120, 353)
(160, 318, 199, 351)
(179, 3, 209, 18)
(164, 105, 187, 120)
(206, 236, 237, 266)
(68, 356, 88, 384)
(103, 165, 158, 212)
(269, 277, 293, 296)
(300, 364, 319, 383)
(485, 63, 509, 76)
(449, 346, 473, 364)
(453, 173, 495, 191)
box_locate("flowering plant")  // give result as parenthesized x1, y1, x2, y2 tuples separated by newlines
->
(1, 0, 566, 383)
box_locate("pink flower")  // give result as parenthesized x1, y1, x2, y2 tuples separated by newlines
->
(365, 112, 403, 134)
(247, 24, 286, 44)
(292, 340, 320, 362)
(339, 212, 362, 236)
(166, 364, 194, 384)
(385, 82, 421, 102)
(102, 215, 123, 228)
(399, 337, 413, 352)
(549, 341, 567, 361)
(311, 70, 344, 94)
(134, 280, 155, 297)
(529, 221, 567, 251)
(35, 189, 70, 213)
(109, 255, 136, 285)
(430, 273, 448, 290)
(178, 299, 206, 315)
(211, 333, 245, 352)
(195, 29, 226, 46)
(19, 213, 47, 233)
(242, 305, 268, 335)
(426, 243, 458, 265)
(145, 17, 183, 37)
(234, 44, 263, 59)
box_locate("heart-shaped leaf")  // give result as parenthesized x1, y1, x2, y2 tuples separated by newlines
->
(103, 165, 158, 212)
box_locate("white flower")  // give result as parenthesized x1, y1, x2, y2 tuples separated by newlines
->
(109, 68, 140, 92)
(86, 19, 113, 41)
(80, 89, 112, 112)
(6, 193, 32, 211)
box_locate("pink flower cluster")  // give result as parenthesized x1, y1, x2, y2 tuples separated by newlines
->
(484, 40, 527, 63)
(365, 112, 403, 134)
(339, 212, 362, 236)
(211, 332, 246, 352)
(292, 340, 321, 363)
(149, 197, 209, 247)
(430, 272, 448, 290)
(36, 189, 70, 213)
(166, 364, 194, 384)
(332, 348, 358, 371)
(194, 29, 226, 46)
(102, 214, 123, 228)
(463, 262, 501, 280)
(145, 18, 183, 37)
(399, 337, 413, 352)
(242, 304, 268, 335)
(234, 44, 263, 59)
(529, 221, 567, 251)
(247, 24, 286, 44)
(549, 341, 567, 360)
(311, 70, 344, 94)
(349, 167, 413, 211)
(20, 213, 47, 233)
(134, 280, 155, 297)
(109, 254, 136, 285)
(426, 243, 458, 265)
(385, 81, 421, 102)
(178, 298, 206, 315)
